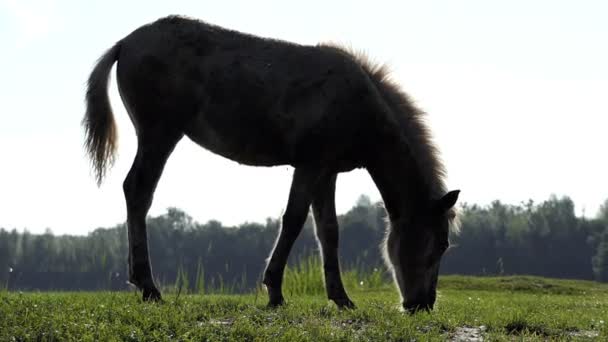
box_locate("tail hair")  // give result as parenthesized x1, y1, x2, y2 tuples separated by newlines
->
(82, 42, 121, 185)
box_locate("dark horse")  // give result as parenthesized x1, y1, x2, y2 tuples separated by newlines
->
(83, 15, 459, 313)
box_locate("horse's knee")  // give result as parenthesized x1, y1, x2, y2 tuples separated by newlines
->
(123, 174, 134, 200)
(316, 223, 339, 247)
(281, 211, 307, 232)
(122, 169, 139, 202)
(123, 173, 152, 214)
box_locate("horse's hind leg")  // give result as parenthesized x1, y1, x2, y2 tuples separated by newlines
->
(312, 175, 355, 309)
(124, 129, 183, 301)
(263, 168, 326, 307)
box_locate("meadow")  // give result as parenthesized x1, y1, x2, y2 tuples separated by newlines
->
(1, 261, 607, 341)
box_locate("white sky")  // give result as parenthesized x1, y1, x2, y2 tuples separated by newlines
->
(1, 0, 607, 235)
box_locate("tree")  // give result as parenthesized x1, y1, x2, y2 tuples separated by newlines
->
(592, 229, 608, 282)
(1, 195, 608, 291)
(598, 199, 608, 223)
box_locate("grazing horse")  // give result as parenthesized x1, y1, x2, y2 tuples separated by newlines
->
(83, 15, 459, 313)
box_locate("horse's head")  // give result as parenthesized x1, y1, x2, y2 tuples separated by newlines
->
(384, 190, 459, 313)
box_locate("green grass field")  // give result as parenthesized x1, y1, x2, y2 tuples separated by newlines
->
(1, 274, 607, 341)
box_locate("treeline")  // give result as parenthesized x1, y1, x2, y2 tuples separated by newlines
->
(1, 195, 607, 292)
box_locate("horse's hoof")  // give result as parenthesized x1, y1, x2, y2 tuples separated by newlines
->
(267, 294, 285, 308)
(142, 287, 162, 302)
(333, 298, 356, 310)
(264, 285, 285, 308)
(267, 300, 284, 308)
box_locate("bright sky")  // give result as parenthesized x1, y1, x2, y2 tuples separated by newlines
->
(1, 0, 607, 235)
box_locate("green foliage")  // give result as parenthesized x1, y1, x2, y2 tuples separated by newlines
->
(444, 196, 603, 280)
(1, 195, 608, 294)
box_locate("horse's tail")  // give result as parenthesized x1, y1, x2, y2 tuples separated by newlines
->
(83, 42, 121, 186)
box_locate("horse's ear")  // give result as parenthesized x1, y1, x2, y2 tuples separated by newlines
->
(437, 190, 460, 213)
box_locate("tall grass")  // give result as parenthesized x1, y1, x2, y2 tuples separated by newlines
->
(282, 255, 390, 296)
(166, 255, 391, 296)
(194, 257, 205, 295)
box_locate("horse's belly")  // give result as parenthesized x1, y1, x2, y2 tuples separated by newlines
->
(184, 114, 291, 166)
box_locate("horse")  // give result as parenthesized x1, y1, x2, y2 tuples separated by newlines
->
(83, 15, 459, 313)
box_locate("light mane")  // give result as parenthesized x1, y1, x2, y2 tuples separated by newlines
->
(322, 44, 459, 232)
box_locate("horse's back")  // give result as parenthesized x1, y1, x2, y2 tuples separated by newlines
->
(116, 16, 383, 170)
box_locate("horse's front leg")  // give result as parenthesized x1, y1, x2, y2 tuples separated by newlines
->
(312, 174, 355, 309)
(263, 168, 324, 307)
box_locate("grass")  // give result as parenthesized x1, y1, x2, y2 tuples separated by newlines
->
(1, 272, 607, 341)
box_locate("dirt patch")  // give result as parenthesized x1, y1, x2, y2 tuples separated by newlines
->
(449, 326, 486, 342)
(567, 330, 599, 338)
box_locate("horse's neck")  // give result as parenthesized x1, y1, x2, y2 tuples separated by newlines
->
(368, 145, 434, 225)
